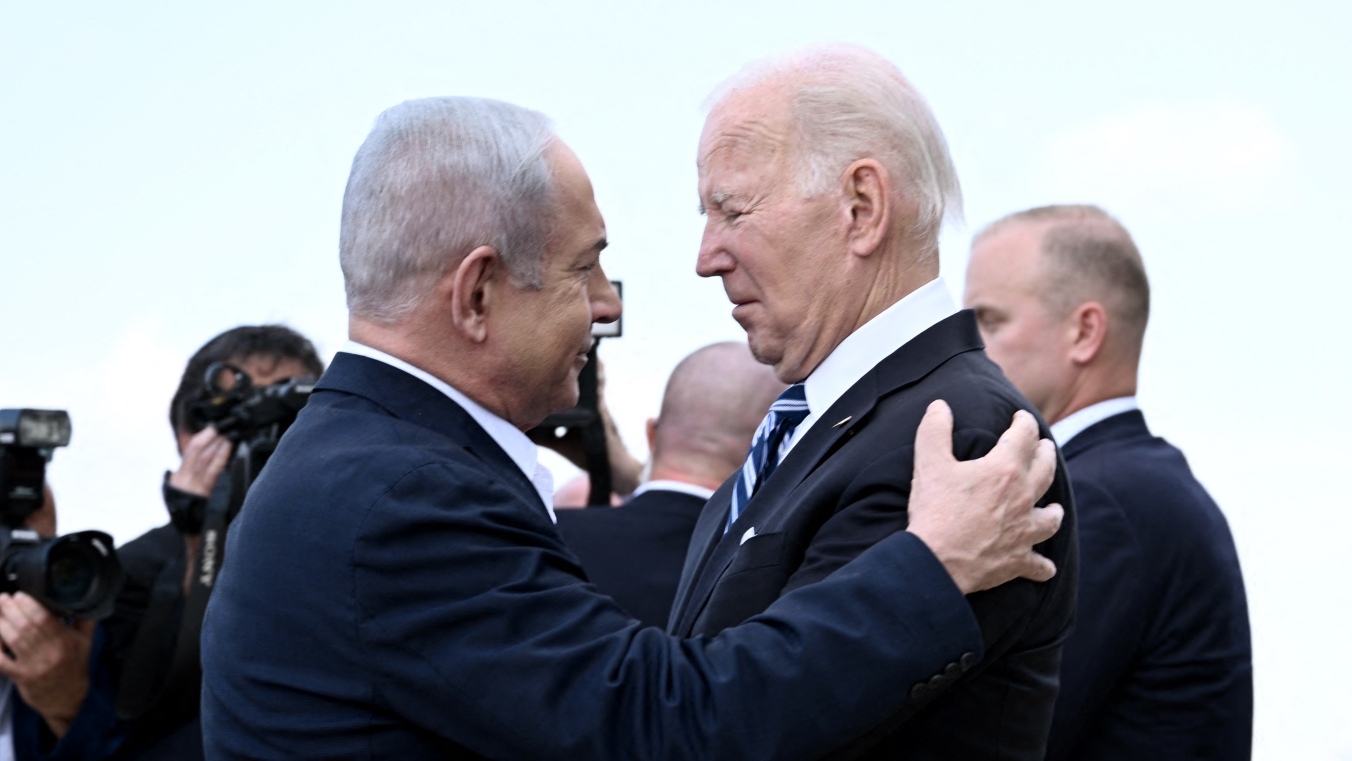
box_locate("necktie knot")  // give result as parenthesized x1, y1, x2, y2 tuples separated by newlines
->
(768, 383, 810, 428)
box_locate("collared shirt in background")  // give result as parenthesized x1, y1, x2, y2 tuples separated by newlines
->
(1050, 396, 1140, 446)
(629, 479, 716, 502)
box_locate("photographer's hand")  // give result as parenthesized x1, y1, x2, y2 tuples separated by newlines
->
(0, 592, 95, 740)
(168, 426, 232, 498)
(529, 359, 643, 498)
(594, 361, 644, 496)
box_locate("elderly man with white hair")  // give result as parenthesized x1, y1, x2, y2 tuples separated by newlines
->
(199, 91, 1064, 759)
(667, 45, 1078, 759)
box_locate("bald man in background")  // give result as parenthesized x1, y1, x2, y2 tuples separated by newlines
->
(556, 342, 785, 626)
(965, 205, 1251, 760)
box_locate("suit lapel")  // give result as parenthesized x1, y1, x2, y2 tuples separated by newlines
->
(667, 477, 736, 633)
(669, 311, 985, 635)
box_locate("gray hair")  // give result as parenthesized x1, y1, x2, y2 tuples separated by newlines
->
(340, 97, 556, 323)
(977, 204, 1150, 343)
(710, 44, 963, 259)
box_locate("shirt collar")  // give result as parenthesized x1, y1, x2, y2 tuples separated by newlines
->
(1050, 396, 1140, 446)
(630, 479, 716, 502)
(340, 340, 555, 522)
(792, 277, 957, 449)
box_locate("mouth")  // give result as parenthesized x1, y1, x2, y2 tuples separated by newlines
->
(730, 300, 757, 321)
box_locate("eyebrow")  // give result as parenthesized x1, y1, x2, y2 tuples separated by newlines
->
(697, 190, 744, 216)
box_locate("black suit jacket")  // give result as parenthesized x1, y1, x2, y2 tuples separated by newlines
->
(669, 310, 1078, 760)
(101, 523, 205, 761)
(1046, 410, 1252, 760)
(555, 488, 707, 627)
(199, 352, 990, 760)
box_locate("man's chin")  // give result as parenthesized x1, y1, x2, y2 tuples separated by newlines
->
(746, 335, 781, 370)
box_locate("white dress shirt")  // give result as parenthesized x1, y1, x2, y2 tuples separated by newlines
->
(1049, 396, 1140, 447)
(340, 341, 556, 522)
(786, 277, 958, 454)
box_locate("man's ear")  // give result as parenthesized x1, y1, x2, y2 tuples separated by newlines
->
(844, 158, 892, 258)
(645, 417, 658, 453)
(444, 246, 500, 343)
(1068, 302, 1109, 365)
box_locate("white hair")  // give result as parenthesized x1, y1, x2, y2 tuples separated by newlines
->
(339, 97, 556, 323)
(710, 44, 963, 258)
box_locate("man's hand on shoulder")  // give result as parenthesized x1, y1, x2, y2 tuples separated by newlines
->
(907, 400, 1063, 595)
(0, 592, 94, 739)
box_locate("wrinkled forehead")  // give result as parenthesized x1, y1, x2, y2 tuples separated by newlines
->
(698, 88, 797, 174)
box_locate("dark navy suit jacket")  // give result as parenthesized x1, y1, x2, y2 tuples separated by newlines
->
(555, 488, 707, 628)
(1046, 410, 1252, 760)
(199, 352, 988, 760)
(669, 311, 1078, 760)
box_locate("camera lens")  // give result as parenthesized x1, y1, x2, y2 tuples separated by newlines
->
(0, 529, 124, 619)
(46, 541, 99, 608)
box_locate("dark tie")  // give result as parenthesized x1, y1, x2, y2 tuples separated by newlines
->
(725, 383, 810, 533)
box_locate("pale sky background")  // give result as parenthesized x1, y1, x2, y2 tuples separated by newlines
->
(2, 1, 1349, 757)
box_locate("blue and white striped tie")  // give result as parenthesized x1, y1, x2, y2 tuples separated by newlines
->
(725, 383, 810, 533)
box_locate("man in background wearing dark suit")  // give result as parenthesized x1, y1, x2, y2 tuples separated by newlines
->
(965, 204, 1252, 760)
(557, 341, 784, 626)
(669, 45, 1078, 759)
(200, 95, 1067, 760)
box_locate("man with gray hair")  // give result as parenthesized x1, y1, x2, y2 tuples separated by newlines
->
(200, 94, 1064, 759)
(965, 205, 1252, 760)
(667, 45, 1077, 759)
(557, 341, 786, 627)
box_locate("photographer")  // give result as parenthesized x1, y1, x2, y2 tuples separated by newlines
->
(106, 325, 322, 761)
(0, 484, 125, 760)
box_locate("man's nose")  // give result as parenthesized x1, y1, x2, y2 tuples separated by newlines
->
(590, 268, 622, 325)
(695, 221, 732, 279)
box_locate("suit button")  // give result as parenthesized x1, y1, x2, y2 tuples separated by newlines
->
(928, 674, 947, 689)
(909, 682, 928, 700)
(960, 652, 977, 671)
(944, 662, 961, 679)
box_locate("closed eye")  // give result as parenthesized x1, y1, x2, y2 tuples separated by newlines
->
(973, 308, 1004, 330)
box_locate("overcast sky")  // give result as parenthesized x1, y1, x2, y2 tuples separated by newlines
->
(3, 2, 1349, 757)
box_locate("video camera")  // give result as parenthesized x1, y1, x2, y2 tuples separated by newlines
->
(177, 362, 314, 536)
(0, 409, 124, 619)
(189, 362, 314, 448)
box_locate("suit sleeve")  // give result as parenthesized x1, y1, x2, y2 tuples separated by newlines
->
(779, 427, 998, 592)
(352, 459, 983, 761)
(10, 626, 128, 761)
(778, 425, 1073, 759)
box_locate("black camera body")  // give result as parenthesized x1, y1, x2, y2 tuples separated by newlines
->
(188, 363, 315, 447)
(170, 364, 315, 537)
(0, 408, 71, 527)
(0, 527, 123, 620)
(0, 408, 124, 619)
